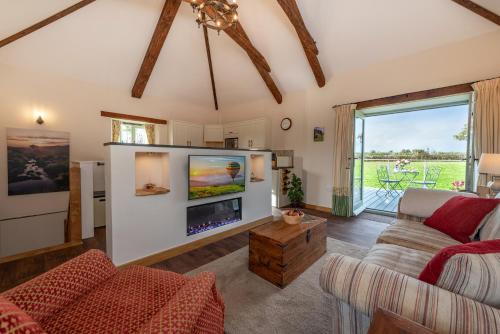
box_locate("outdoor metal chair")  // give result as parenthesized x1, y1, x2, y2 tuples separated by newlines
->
(410, 166, 442, 189)
(376, 165, 402, 197)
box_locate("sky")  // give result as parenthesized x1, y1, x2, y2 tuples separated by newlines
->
(190, 156, 245, 177)
(363, 105, 469, 153)
(7, 128, 70, 148)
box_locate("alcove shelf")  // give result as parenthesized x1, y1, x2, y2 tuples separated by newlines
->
(250, 154, 266, 182)
(135, 152, 170, 196)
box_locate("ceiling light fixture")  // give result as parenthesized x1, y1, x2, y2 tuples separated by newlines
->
(191, 0, 238, 33)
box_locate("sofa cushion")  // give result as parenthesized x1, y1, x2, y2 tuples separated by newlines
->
(419, 240, 500, 308)
(364, 244, 433, 278)
(377, 219, 461, 254)
(423, 196, 500, 243)
(0, 295, 46, 334)
(399, 188, 478, 219)
(480, 206, 500, 240)
(41, 266, 188, 334)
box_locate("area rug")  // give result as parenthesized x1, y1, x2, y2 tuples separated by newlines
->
(187, 238, 369, 334)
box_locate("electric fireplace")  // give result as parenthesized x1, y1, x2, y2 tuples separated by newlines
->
(187, 198, 242, 236)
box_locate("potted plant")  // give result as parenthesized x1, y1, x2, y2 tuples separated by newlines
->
(287, 173, 304, 208)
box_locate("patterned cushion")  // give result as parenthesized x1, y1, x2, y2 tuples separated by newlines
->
(377, 219, 461, 253)
(3, 250, 118, 325)
(137, 272, 225, 334)
(436, 252, 500, 308)
(41, 266, 188, 333)
(480, 206, 500, 240)
(0, 296, 46, 334)
(364, 244, 433, 278)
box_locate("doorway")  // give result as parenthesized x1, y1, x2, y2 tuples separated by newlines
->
(352, 94, 473, 215)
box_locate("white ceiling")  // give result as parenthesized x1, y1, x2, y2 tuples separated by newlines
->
(0, 0, 498, 108)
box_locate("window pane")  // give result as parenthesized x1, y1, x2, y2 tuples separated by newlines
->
(120, 124, 133, 144)
(135, 127, 148, 144)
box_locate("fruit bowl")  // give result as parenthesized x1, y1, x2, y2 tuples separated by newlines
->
(282, 209, 305, 225)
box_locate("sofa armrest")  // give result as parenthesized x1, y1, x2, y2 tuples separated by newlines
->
(398, 188, 477, 220)
(2, 249, 118, 325)
(137, 272, 225, 334)
(320, 254, 500, 334)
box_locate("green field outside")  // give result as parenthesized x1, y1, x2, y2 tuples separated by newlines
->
(355, 160, 467, 191)
(189, 184, 245, 200)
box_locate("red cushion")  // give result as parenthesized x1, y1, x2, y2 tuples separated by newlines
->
(419, 239, 500, 284)
(423, 196, 500, 243)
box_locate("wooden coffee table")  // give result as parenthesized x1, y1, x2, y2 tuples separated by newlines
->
(249, 215, 327, 288)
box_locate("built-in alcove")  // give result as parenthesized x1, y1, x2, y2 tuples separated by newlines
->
(135, 152, 170, 196)
(250, 154, 266, 182)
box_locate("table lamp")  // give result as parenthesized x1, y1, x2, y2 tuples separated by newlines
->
(478, 153, 500, 192)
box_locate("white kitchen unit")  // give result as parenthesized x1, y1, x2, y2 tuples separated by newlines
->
(203, 124, 224, 143)
(223, 118, 270, 149)
(168, 120, 204, 147)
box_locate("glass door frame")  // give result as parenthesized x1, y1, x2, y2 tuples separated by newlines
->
(352, 111, 366, 216)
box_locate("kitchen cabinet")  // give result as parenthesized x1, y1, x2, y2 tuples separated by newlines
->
(168, 121, 204, 147)
(204, 124, 224, 143)
(224, 118, 269, 149)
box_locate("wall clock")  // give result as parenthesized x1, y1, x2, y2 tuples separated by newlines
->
(280, 118, 292, 131)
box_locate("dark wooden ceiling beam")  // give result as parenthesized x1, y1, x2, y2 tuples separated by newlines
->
(355, 83, 473, 110)
(225, 22, 282, 104)
(277, 0, 325, 87)
(202, 20, 219, 110)
(132, 0, 182, 98)
(451, 0, 500, 26)
(184, 0, 282, 103)
(0, 0, 96, 48)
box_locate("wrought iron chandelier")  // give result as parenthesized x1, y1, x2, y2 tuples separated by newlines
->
(191, 0, 239, 32)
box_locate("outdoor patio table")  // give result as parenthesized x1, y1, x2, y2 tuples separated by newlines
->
(393, 169, 419, 190)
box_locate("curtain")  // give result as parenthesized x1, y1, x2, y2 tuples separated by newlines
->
(473, 78, 500, 186)
(332, 104, 357, 217)
(112, 120, 121, 142)
(145, 124, 155, 145)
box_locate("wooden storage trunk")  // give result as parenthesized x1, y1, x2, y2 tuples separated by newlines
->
(249, 217, 327, 288)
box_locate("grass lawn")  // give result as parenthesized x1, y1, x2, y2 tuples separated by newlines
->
(357, 160, 467, 191)
(189, 184, 245, 200)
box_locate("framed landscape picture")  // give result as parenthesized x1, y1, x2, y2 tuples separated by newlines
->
(314, 127, 325, 142)
(7, 128, 70, 196)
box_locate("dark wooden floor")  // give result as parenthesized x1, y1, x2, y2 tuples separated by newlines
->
(0, 209, 390, 292)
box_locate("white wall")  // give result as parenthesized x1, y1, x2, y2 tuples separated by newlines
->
(106, 145, 272, 265)
(221, 30, 500, 209)
(0, 61, 218, 256)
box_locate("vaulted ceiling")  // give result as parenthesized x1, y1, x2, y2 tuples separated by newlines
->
(0, 0, 499, 108)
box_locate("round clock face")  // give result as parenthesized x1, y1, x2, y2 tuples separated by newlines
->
(281, 118, 292, 131)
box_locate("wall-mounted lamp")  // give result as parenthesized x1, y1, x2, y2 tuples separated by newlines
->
(36, 115, 45, 125)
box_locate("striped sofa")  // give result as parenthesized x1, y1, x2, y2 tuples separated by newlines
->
(320, 189, 500, 334)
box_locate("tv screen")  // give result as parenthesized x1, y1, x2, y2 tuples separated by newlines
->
(189, 155, 246, 200)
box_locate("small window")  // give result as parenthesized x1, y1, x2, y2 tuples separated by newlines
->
(121, 122, 149, 145)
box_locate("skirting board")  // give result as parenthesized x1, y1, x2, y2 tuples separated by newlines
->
(118, 215, 274, 269)
(304, 203, 331, 213)
(0, 240, 83, 265)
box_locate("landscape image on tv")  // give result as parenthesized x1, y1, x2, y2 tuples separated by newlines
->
(189, 155, 245, 200)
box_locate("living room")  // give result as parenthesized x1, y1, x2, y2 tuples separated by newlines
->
(1, 1, 500, 333)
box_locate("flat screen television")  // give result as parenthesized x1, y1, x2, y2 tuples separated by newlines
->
(189, 155, 246, 200)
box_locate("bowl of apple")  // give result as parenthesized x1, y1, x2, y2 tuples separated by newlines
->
(282, 209, 305, 225)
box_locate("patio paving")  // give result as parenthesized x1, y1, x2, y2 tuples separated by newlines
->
(363, 187, 402, 213)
